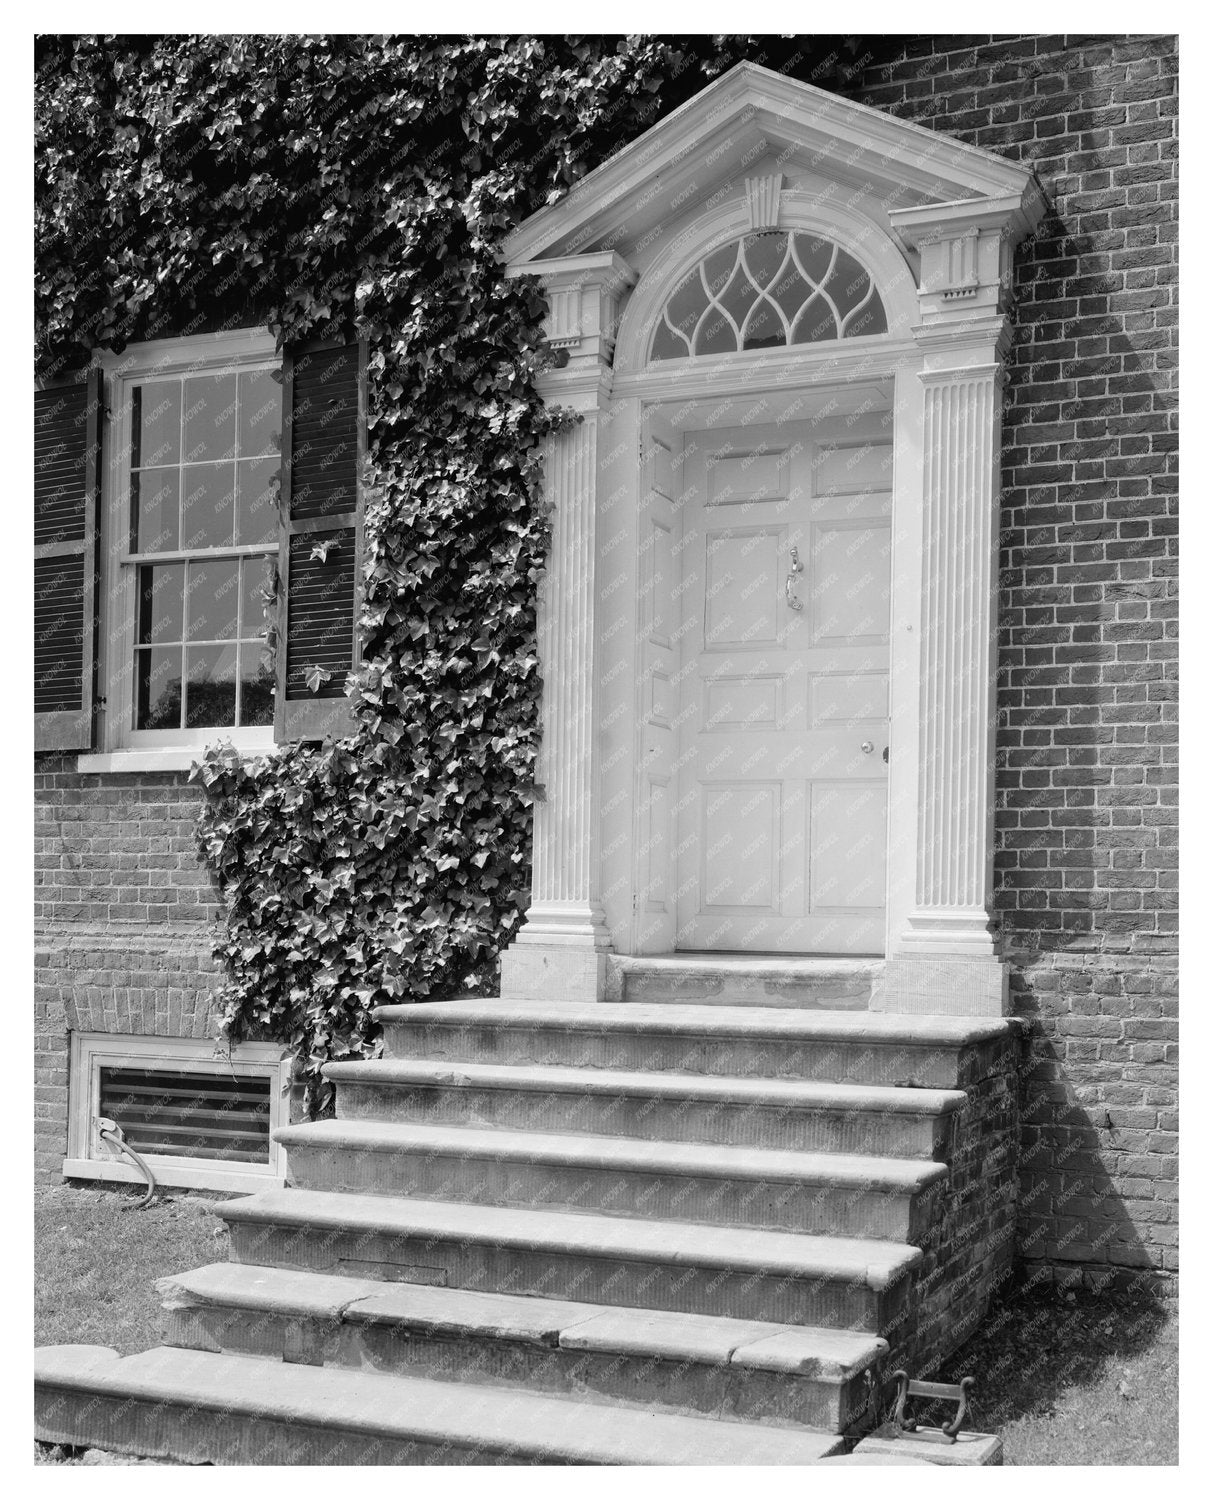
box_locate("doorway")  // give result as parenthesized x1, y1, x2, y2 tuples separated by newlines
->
(666, 404, 893, 954)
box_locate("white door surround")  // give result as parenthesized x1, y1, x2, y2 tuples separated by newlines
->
(498, 62, 1045, 1017)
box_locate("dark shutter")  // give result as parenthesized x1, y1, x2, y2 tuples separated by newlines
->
(35, 371, 102, 751)
(276, 340, 365, 742)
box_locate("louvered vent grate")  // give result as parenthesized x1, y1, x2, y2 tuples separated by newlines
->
(99, 1066, 272, 1164)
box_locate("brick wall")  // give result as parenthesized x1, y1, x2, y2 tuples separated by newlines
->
(34, 757, 223, 1180)
(33, 35, 1178, 1288)
(851, 33, 1178, 1287)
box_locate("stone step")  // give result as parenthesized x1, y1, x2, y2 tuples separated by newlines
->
(375, 999, 1014, 1089)
(277, 1119, 946, 1241)
(611, 955, 878, 1009)
(35, 1344, 846, 1464)
(326, 1057, 964, 1158)
(218, 1188, 921, 1332)
(158, 1262, 887, 1433)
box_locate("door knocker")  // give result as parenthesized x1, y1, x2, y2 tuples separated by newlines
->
(785, 544, 804, 612)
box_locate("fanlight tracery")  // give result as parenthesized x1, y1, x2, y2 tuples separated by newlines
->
(649, 231, 889, 361)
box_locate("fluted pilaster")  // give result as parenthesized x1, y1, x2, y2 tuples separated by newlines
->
(521, 416, 610, 944)
(902, 365, 1002, 954)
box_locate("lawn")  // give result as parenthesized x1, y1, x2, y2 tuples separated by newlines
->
(935, 1277, 1178, 1465)
(35, 1183, 1178, 1465)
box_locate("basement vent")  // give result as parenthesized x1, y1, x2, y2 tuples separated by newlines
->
(98, 1066, 272, 1164)
(66, 1033, 291, 1194)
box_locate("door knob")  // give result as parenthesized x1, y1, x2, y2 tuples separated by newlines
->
(860, 740, 874, 754)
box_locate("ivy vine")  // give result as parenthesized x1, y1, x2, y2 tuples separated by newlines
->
(36, 33, 866, 1112)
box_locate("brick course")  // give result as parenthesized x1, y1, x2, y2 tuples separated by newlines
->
(34, 35, 1178, 1289)
(34, 759, 223, 1179)
(849, 32, 1178, 1287)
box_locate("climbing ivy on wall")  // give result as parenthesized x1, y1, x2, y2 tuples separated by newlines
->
(36, 33, 867, 1112)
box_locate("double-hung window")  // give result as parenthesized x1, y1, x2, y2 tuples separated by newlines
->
(34, 327, 366, 764)
(112, 331, 280, 756)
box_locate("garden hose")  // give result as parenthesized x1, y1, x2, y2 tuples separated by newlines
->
(95, 1117, 157, 1210)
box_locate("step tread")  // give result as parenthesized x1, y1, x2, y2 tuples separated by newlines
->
(161, 1262, 888, 1377)
(326, 1057, 967, 1115)
(36, 1344, 846, 1464)
(219, 1189, 922, 1288)
(374, 998, 1013, 1046)
(276, 1118, 948, 1191)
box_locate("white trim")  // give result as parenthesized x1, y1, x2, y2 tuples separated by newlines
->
(612, 191, 921, 378)
(75, 743, 274, 774)
(98, 327, 278, 380)
(65, 1032, 291, 1192)
(503, 61, 1040, 267)
(95, 330, 282, 761)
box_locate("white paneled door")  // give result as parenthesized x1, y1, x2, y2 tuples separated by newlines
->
(674, 417, 892, 954)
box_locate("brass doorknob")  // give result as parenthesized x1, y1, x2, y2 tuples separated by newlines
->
(860, 741, 874, 754)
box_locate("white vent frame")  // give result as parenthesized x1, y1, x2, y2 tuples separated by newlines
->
(65, 1032, 292, 1194)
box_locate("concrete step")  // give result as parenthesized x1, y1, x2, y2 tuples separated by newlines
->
(611, 954, 879, 1009)
(374, 999, 1014, 1089)
(326, 1057, 964, 1158)
(218, 1189, 921, 1331)
(35, 1344, 847, 1464)
(158, 1262, 887, 1432)
(277, 1119, 947, 1241)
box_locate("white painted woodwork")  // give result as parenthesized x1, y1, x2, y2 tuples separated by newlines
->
(500, 60, 1044, 1011)
(673, 415, 892, 954)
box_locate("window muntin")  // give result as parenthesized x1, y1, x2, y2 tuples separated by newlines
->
(117, 350, 281, 740)
(649, 231, 888, 361)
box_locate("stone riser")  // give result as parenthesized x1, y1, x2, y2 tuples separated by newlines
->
(226, 1220, 906, 1333)
(381, 1022, 993, 1090)
(36, 1385, 513, 1467)
(35, 1345, 848, 1464)
(334, 1081, 953, 1160)
(162, 1305, 868, 1432)
(282, 1143, 934, 1243)
(619, 979, 871, 1009)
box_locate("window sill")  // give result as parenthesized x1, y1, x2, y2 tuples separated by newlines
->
(76, 746, 273, 774)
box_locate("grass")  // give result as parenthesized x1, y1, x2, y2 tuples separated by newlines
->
(35, 1182, 229, 1355)
(35, 1183, 1178, 1465)
(934, 1280, 1179, 1465)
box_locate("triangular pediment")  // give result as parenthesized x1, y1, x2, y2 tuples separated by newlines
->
(504, 61, 1041, 270)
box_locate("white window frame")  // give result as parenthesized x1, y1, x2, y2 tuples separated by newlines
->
(79, 328, 280, 773)
(64, 1032, 292, 1194)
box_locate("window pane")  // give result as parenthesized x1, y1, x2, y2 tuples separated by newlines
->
(239, 641, 275, 727)
(237, 369, 282, 457)
(136, 564, 184, 646)
(187, 559, 239, 642)
(132, 468, 180, 553)
(185, 644, 238, 728)
(135, 646, 184, 730)
(240, 557, 272, 639)
(182, 465, 236, 550)
(183, 373, 237, 463)
(134, 382, 181, 469)
(236, 457, 279, 544)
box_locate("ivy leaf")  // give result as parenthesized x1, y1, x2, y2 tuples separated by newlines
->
(305, 664, 333, 693)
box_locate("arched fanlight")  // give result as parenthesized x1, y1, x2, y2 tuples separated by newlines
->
(649, 231, 888, 361)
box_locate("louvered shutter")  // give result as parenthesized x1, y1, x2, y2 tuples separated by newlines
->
(35, 371, 102, 751)
(276, 340, 366, 742)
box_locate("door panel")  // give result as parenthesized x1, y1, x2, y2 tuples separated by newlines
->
(674, 416, 891, 954)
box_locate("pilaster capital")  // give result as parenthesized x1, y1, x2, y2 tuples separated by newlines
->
(506, 250, 637, 376)
(533, 362, 615, 415)
(913, 313, 1014, 380)
(889, 182, 1046, 327)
